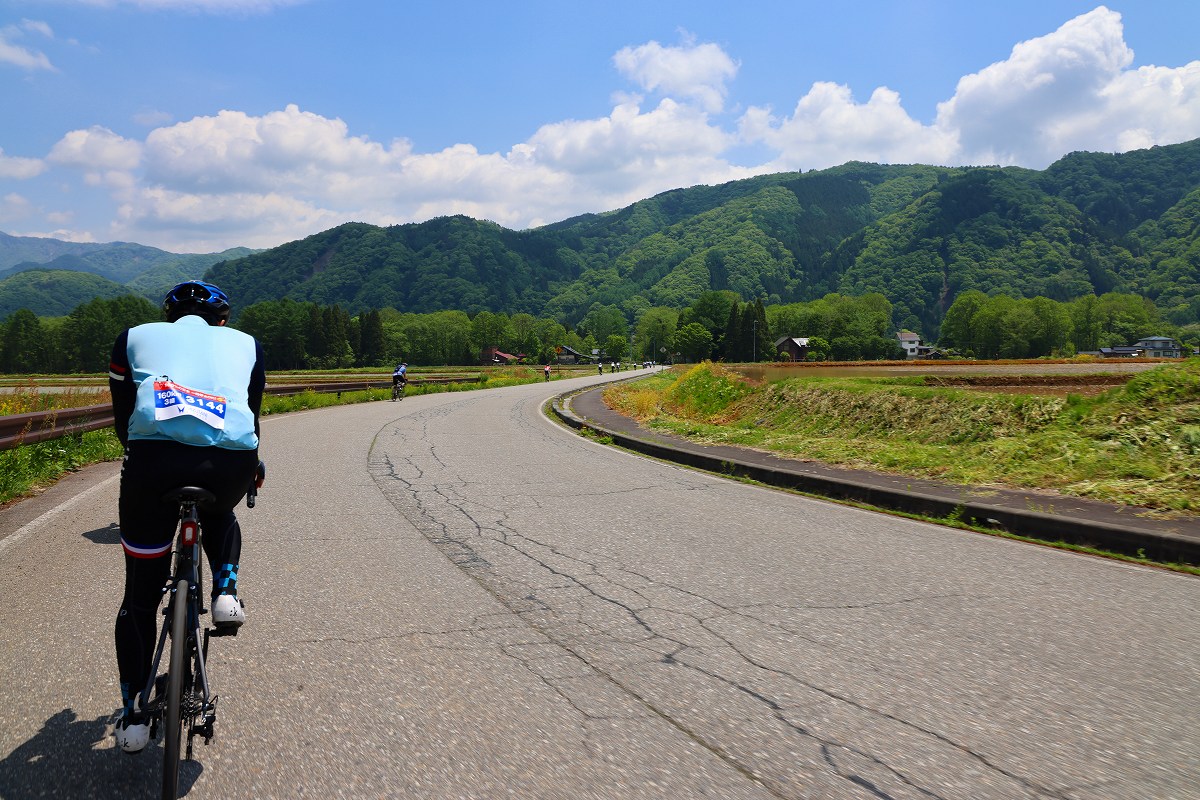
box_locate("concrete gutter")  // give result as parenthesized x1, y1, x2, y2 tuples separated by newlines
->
(551, 385, 1200, 567)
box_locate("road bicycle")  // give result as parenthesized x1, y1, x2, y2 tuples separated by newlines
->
(392, 378, 406, 401)
(138, 474, 259, 799)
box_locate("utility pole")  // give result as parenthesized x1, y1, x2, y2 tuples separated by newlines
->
(752, 318, 757, 362)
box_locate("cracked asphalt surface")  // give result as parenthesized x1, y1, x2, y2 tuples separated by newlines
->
(1, 370, 1197, 799)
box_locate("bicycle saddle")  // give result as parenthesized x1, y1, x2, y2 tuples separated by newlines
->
(161, 486, 217, 506)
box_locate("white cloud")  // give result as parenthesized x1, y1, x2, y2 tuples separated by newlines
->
(935, 6, 1136, 166)
(117, 186, 343, 250)
(614, 38, 738, 113)
(143, 105, 404, 196)
(1035, 61, 1200, 159)
(100, 98, 753, 249)
(741, 6, 1200, 171)
(0, 20, 55, 70)
(0, 148, 47, 179)
(740, 83, 957, 171)
(20, 20, 54, 38)
(49, 126, 143, 173)
(526, 98, 735, 178)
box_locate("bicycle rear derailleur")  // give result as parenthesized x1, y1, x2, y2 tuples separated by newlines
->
(185, 695, 218, 758)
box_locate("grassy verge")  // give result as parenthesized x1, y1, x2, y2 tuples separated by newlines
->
(603, 360, 1200, 514)
(0, 429, 124, 505)
(1, 367, 555, 506)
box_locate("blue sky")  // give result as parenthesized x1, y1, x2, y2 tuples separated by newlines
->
(2, 1, 1199, 253)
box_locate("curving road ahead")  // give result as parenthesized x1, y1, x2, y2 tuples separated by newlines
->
(1, 372, 1196, 799)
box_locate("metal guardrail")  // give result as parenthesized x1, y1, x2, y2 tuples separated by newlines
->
(0, 404, 114, 450)
(0, 376, 476, 450)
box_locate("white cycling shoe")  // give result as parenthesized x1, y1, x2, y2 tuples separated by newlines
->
(212, 594, 245, 627)
(115, 715, 150, 754)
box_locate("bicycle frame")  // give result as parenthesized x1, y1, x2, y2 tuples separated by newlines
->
(141, 493, 219, 758)
(131, 471, 258, 799)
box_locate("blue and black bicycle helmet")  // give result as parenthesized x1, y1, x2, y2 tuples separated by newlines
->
(163, 281, 231, 324)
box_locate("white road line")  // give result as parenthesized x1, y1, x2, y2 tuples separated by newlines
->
(0, 473, 120, 557)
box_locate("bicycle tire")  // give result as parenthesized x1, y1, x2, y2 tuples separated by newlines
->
(162, 579, 189, 800)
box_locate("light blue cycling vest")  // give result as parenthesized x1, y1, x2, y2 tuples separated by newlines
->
(124, 316, 259, 450)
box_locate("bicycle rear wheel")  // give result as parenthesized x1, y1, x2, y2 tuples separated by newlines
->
(162, 579, 188, 800)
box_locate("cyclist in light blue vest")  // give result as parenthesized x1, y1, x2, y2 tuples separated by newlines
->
(108, 281, 265, 754)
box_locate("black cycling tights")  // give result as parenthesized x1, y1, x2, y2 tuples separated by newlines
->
(115, 441, 257, 707)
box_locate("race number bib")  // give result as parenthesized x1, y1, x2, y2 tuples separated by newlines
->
(153, 379, 227, 430)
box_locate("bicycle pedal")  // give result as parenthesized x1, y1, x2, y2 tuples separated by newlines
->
(209, 625, 239, 637)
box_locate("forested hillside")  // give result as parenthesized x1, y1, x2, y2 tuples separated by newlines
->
(0, 236, 256, 317)
(0, 231, 119, 272)
(202, 139, 1200, 337)
(0, 269, 130, 319)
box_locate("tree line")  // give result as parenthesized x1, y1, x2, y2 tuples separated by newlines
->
(0, 289, 1189, 375)
(937, 290, 1174, 359)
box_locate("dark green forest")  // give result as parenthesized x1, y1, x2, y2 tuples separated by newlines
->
(0, 287, 1176, 374)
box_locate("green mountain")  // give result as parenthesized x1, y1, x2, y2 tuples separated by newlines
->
(207, 162, 950, 320)
(208, 217, 572, 316)
(0, 240, 176, 283)
(0, 233, 259, 318)
(123, 247, 259, 300)
(206, 140, 1200, 334)
(0, 269, 131, 319)
(0, 232, 114, 272)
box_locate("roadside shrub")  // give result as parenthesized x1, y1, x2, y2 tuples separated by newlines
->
(662, 362, 755, 419)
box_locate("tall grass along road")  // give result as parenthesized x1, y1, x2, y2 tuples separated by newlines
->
(605, 359, 1200, 514)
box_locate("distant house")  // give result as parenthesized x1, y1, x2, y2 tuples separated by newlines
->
(555, 345, 591, 364)
(894, 330, 948, 359)
(481, 346, 518, 365)
(774, 336, 809, 361)
(896, 330, 921, 360)
(1097, 346, 1142, 358)
(1135, 336, 1183, 358)
(1098, 336, 1185, 359)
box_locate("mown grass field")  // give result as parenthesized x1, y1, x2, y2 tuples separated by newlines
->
(603, 359, 1200, 514)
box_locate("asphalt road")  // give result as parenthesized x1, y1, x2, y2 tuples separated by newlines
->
(1, 371, 1196, 799)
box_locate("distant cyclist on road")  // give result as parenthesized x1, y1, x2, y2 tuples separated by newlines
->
(107, 281, 265, 754)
